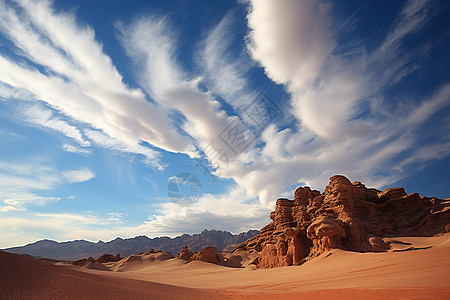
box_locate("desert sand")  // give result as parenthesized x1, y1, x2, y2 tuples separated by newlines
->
(0, 250, 235, 300)
(1, 234, 449, 299)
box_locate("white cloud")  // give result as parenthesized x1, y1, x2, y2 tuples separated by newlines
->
(0, 187, 268, 248)
(403, 83, 450, 126)
(116, 16, 181, 100)
(115, 1, 450, 211)
(0, 0, 195, 168)
(234, 0, 450, 207)
(117, 15, 245, 171)
(85, 130, 164, 169)
(130, 185, 270, 235)
(0, 83, 35, 101)
(0, 211, 125, 248)
(247, 0, 370, 141)
(61, 144, 91, 155)
(0, 195, 60, 212)
(379, 0, 433, 54)
(34, 212, 124, 225)
(0, 160, 95, 211)
(23, 104, 90, 147)
(197, 11, 255, 109)
(106, 212, 124, 223)
(62, 168, 95, 184)
(247, 0, 335, 89)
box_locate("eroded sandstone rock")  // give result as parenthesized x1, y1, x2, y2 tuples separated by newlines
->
(307, 216, 346, 257)
(96, 253, 121, 263)
(192, 246, 225, 265)
(369, 237, 391, 252)
(236, 175, 450, 268)
(176, 245, 193, 261)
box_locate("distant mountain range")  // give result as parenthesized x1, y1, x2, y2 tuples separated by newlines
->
(3, 229, 259, 260)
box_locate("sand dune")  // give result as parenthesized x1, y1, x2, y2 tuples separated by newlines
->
(0, 250, 237, 300)
(109, 251, 177, 272)
(79, 234, 450, 299)
(2, 234, 450, 299)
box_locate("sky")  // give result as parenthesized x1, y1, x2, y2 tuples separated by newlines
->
(0, 0, 449, 248)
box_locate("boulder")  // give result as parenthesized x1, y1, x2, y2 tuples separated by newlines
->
(369, 237, 391, 252)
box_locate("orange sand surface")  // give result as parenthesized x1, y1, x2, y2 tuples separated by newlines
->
(0, 250, 235, 299)
(2, 234, 450, 299)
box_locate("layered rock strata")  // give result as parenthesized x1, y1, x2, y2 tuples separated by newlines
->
(235, 175, 450, 268)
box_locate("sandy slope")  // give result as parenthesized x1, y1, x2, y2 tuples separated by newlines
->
(79, 234, 450, 299)
(2, 234, 450, 299)
(0, 250, 237, 300)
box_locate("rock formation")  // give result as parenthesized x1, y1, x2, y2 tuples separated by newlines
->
(177, 245, 226, 265)
(235, 175, 450, 268)
(72, 253, 121, 266)
(176, 245, 251, 268)
(71, 256, 97, 267)
(307, 216, 346, 257)
(176, 246, 194, 260)
(368, 237, 391, 252)
(95, 253, 121, 263)
(192, 246, 225, 265)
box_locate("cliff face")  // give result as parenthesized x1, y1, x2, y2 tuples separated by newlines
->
(236, 175, 450, 268)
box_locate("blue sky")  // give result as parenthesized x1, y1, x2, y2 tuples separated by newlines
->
(0, 0, 449, 248)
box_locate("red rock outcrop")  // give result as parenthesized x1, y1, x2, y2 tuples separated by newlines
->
(192, 246, 225, 265)
(96, 253, 121, 263)
(236, 175, 450, 268)
(72, 256, 96, 267)
(71, 255, 112, 270)
(176, 245, 194, 260)
(307, 216, 346, 257)
(72, 253, 121, 266)
(368, 237, 391, 252)
(177, 245, 253, 267)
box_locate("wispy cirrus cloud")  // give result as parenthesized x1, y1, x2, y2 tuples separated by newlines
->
(379, 0, 435, 55)
(61, 144, 91, 155)
(197, 11, 255, 109)
(84, 129, 164, 169)
(0, 0, 194, 168)
(117, 15, 241, 168)
(0, 83, 35, 101)
(22, 104, 91, 147)
(0, 159, 95, 211)
(61, 167, 95, 184)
